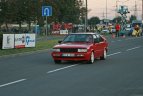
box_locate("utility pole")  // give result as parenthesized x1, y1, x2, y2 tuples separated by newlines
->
(85, 0, 87, 32)
(116, 0, 118, 17)
(105, 0, 108, 26)
(115, 0, 120, 17)
(142, 0, 143, 22)
(102, 11, 105, 19)
(134, 0, 138, 18)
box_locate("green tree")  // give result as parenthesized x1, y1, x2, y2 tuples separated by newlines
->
(88, 17, 100, 25)
(129, 15, 137, 23)
(51, 0, 82, 23)
(0, 0, 12, 31)
(0, 0, 84, 31)
(112, 16, 122, 23)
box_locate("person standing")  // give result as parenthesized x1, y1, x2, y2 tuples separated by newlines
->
(115, 23, 121, 37)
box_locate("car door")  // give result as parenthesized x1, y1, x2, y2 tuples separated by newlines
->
(93, 34, 101, 58)
(98, 35, 106, 56)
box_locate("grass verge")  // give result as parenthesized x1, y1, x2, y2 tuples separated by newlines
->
(0, 39, 59, 56)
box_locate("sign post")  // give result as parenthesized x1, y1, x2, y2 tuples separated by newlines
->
(42, 6, 52, 37)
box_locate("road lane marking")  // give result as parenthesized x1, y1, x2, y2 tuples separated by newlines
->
(0, 79, 26, 88)
(47, 46, 141, 74)
(126, 46, 141, 51)
(47, 64, 78, 74)
(111, 41, 115, 43)
(118, 40, 122, 41)
(107, 52, 122, 57)
(48, 52, 123, 74)
(125, 38, 135, 40)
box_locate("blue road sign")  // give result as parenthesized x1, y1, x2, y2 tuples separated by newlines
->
(42, 6, 52, 16)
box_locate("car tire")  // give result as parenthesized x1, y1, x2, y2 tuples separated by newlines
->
(87, 52, 95, 64)
(54, 60, 61, 64)
(100, 49, 107, 60)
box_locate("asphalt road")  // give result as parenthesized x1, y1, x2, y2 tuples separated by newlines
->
(0, 35, 143, 96)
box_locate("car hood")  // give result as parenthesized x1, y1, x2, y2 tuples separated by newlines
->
(54, 42, 92, 49)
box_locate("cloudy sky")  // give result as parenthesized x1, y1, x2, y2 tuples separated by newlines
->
(87, 0, 142, 20)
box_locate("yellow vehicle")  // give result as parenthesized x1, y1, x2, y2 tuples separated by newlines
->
(131, 20, 142, 37)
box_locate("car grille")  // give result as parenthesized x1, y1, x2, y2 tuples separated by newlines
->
(60, 48, 78, 52)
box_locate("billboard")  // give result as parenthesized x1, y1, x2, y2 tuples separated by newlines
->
(60, 30, 68, 35)
(15, 34, 25, 48)
(25, 34, 36, 47)
(2, 34, 14, 49)
(51, 31, 60, 35)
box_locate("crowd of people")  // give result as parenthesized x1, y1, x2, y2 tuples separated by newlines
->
(0, 21, 142, 37)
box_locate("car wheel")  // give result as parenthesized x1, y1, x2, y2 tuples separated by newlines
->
(54, 60, 61, 64)
(100, 49, 107, 60)
(87, 52, 95, 64)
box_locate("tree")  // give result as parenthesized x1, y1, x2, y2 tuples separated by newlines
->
(112, 16, 122, 23)
(88, 17, 100, 31)
(88, 17, 100, 25)
(51, 0, 82, 23)
(0, 0, 84, 32)
(129, 15, 137, 23)
(0, 0, 12, 31)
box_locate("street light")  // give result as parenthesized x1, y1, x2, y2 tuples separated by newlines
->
(115, 0, 130, 17)
(142, 0, 143, 22)
(106, 0, 107, 19)
(81, 0, 88, 32)
(118, 5, 130, 36)
(85, 0, 87, 32)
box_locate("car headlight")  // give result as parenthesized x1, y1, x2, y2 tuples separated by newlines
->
(78, 49, 87, 52)
(53, 48, 60, 52)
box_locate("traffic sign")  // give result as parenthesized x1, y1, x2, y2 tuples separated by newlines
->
(42, 6, 52, 16)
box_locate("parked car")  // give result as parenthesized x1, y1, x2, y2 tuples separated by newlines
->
(111, 27, 116, 33)
(125, 24, 132, 36)
(51, 33, 108, 64)
(101, 28, 110, 34)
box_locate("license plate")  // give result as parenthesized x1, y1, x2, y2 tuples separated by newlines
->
(62, 53, 75, 57)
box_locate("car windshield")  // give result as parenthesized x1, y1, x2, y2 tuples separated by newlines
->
(63, 34, 93, 43)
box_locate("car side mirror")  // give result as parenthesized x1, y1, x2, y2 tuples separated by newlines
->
(58, 40, 62, 44)
(94, 39, 99, 43)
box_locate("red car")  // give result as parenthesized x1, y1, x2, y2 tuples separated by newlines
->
(51, 33, 108, 64)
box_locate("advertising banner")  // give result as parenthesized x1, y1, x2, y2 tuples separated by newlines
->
(15, 34, 25, 48)
(25, 34, 36, 47)
(60, 30, 68, 35)
(51, 31, 60, 35)
(2, 34, 14, 49)
(64, 23, 73, 30)
(52, 23, 61, 31)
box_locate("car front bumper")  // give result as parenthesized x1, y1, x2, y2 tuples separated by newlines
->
(52, 52, 91, 61)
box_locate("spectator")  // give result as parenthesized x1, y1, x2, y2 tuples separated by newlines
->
(115, 23, 121, 37)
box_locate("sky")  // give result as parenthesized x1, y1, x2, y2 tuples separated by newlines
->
(87, 0, 142, 20)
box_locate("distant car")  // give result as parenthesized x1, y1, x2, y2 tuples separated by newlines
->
(111, 27, 116, 33)
(125, 24, 131, 31)
(125, 24, 132, 36)
(51, 33, 108, 64)
(101, 29, 110, 34)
